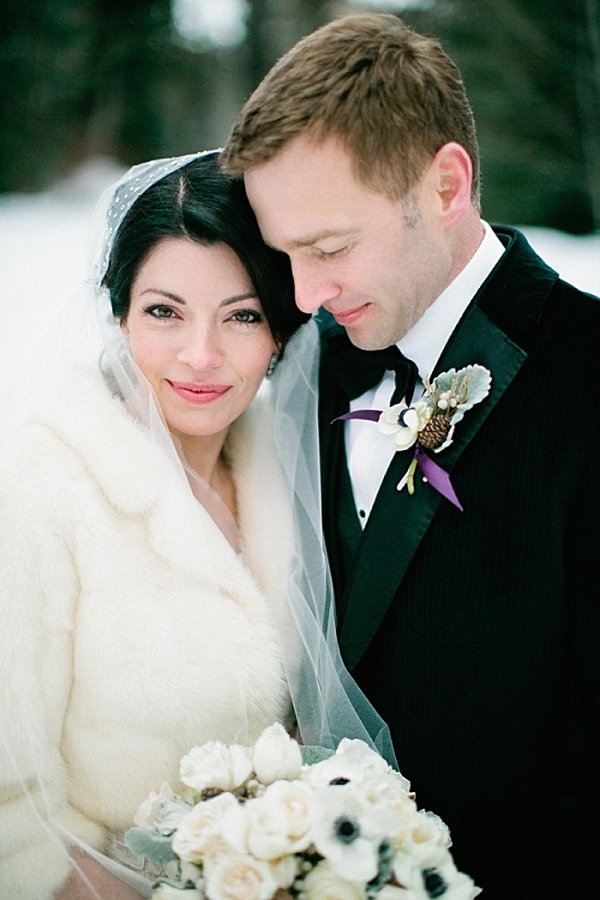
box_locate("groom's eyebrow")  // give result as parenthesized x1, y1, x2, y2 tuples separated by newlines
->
(288, 228, 352, 249)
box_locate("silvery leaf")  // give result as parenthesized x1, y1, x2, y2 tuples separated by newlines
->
(155, 799, 194, 836)
(456, 365, 492, 409)
(432, 365, 491, 426)
(301, 745, 335, 765)
(124, 826, 177, 865)
(431, 369, 459, 394)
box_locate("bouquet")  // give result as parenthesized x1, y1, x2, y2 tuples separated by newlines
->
(126, 724, 481, 900)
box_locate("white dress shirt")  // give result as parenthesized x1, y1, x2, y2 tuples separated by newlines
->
(346, 221, 505, 525)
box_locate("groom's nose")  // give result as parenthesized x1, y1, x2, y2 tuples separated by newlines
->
(291, 259, 342, 314)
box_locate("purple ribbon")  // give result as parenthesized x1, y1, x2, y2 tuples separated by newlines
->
(332, 410, 382, 423)
(332, 409, 463, 511)
(414, 444, 463, 511)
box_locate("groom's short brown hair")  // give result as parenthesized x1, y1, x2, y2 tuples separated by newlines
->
(221, 13, 480, 204)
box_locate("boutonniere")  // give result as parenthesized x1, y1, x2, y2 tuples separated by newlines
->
(334, 364, 492, 511)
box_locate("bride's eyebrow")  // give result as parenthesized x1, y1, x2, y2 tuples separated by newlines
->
(138, 289, 260, 306)
(220, 292, 260, 307)
(139, 288, 185, 303)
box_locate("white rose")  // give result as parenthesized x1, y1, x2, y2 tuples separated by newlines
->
(303, 861, 366, 900)
(252, 723, 303, 785)
(244, 780, 314, 859)
(270, 855, 299, 889)
(152, 884, 197, 899)
(395, 810, 450, 861)
(134, 781, 176, 827)
(204, 854, 279, 900)
(381, 786, 419, 847)
(180, 742, 253, 793)
(172, 793, 240, 864)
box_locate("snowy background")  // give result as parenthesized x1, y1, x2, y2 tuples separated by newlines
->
(1, 157, 599, 432)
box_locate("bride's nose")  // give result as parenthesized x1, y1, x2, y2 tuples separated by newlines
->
(177, 322, 224, 370)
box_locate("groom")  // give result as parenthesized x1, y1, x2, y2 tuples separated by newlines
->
(221, 13, 600, 898)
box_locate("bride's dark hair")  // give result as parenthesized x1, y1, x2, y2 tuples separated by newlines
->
(104, 151, 308, 348)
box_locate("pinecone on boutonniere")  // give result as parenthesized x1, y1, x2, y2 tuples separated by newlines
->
(336, 365, 492, 510)
(416, 411, 453, 450)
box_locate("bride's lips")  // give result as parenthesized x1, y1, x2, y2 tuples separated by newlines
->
(328, 303, 371, 327)
(167, 380, 232, 404)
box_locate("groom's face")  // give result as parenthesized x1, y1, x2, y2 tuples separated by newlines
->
(245, 134, 453, 350)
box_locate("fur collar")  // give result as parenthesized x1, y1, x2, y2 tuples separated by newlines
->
(29, 365, 292, 605)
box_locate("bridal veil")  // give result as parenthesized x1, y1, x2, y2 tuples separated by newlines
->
(0, 151, 396, 897)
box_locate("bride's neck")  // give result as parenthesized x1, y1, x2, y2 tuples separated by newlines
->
(175, 431, 237, 521)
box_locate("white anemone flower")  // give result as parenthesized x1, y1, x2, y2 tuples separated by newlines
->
(311, 783, 402, 882)
(393, 848, 481, 899)
(378, 401, 432, 452)
(302, 738, 409, 795)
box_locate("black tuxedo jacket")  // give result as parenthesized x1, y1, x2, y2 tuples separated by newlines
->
(318, 227, 600, 899)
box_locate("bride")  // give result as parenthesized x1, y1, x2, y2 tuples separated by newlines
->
(0, 151, 394, 900)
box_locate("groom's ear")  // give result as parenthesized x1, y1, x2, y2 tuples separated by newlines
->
(429, 142, 473, 227)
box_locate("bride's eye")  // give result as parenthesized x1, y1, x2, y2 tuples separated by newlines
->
(229, 309, 265, 325)
(144, 304, 179, 319)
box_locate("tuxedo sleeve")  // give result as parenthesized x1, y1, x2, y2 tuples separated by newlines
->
(494, 426, 600, 898)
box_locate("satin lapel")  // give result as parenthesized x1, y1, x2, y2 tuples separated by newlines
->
(339, 303, 527, 670)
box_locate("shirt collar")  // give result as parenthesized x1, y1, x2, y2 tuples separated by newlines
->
(398, 221, 505, 381)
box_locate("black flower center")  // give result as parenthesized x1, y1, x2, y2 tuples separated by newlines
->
(334, 816, 360, 844)
(422, 868, 447, 898)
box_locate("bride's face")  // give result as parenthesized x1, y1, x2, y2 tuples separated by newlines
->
(123, 236, 276, 446)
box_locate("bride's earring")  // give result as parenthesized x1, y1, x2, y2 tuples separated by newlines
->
(266, 353, 279, 378)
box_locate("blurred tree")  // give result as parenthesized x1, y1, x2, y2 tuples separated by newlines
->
(0, 0, 251, 190)
(0, 0, 94, 190)
(579, 0, 600, 228)
(244, 0, 330, 85)
(1, 0, 597, 233)
(81, 0, 171, 162)
(383, 0, 599, 232)
(0, 0, 177, 190)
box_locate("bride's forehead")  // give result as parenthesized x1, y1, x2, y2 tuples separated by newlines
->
(130, 238, 254, 304)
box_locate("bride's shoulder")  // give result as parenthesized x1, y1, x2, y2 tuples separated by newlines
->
(0, 365, 132, 497)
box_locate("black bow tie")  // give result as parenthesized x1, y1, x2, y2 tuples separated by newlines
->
(329, 332, 418, 405)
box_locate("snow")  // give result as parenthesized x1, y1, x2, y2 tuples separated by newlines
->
(1, 158, 599, 431)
